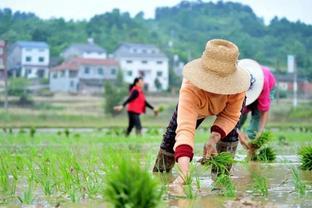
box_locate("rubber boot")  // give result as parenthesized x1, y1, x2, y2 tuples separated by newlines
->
(152, 148, 175, 173)
(211, 141, 238, 179)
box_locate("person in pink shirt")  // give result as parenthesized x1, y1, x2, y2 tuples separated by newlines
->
(238, 59, 276, 140)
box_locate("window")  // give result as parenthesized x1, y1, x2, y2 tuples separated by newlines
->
(98, 68, 104, 75)
(142, 49, 147, 53)
(38, 48, 45, 52)
(70, 80, 75, 87)
(84, 67, 90, 74)
(37, 69, 45, 78)
(61, 71, 65, 77)
(53, 72, 58, 79)
(25, 48, 32, 52)
(142, 60, 148, 64)
(157, 71, 163, 77)
(26, 56, 32, 62)
(38, 57, 44, 62)
(157, 61, 163, 65)
(127, 71, 133, 77)
(111, 68, 116, 75)
(0, 59, 3, 66)
(69, 70, 78, 78)
(126, 60, 133, 64)
(26, 68, 32, 76)
(0, 48, 3, 55)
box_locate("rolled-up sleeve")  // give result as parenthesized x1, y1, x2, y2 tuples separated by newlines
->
(173, 85, 199, 151)
(212, 92, 246, 137)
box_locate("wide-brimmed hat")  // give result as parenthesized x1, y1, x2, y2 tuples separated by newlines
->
(238, 59, 264, 105)
(183, 39, 250, 95)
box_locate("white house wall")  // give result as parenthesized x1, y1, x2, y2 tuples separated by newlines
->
(118, 57, 169, 92)
(50, 71, 79, 93)
(21, 47, 49, 78)
(82, 52, 107, 59)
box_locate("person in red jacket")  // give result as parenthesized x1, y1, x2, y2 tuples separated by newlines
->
(114, 77, 158, 136)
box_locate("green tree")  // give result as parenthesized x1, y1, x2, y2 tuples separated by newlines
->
(8, 78, 33, 105)
(104, 69, 127, 115)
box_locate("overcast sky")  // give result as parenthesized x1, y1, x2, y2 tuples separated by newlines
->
(1, 0, 311, 25)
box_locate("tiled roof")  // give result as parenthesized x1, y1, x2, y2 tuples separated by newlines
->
(114, 42, 167, 59)
(51, 57, 119, 71)
(15, 41, 49, 49)
(66, 43, 106, 53)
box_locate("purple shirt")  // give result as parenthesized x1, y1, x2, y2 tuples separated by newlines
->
(257, 66, 276, 112)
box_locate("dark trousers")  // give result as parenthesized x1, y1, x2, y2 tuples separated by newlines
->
(160, 105, 240, 153)
(126, 111, 142, 136)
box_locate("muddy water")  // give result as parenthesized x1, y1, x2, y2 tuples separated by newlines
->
(164, 160, 312, 208)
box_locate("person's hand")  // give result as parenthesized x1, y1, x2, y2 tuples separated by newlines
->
(113, 105, 123, 112)
(238, 131, 251, 150)
(203, 132, 221, 159)
(153, 109, 159, 116)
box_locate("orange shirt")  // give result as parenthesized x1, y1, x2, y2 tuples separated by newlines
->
(174, 79, 246, 151)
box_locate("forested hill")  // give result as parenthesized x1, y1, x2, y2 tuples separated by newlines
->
(0, 1, 311, 78)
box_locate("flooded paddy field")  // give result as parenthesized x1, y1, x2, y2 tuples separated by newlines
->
(0, 129, 311, 208)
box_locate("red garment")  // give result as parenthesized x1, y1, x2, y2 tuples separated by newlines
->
(127, 86, 146, 114)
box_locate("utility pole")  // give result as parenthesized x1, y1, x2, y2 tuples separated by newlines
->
(287, 55, 297, 108)
(3, 40, 8, 111)
(0, 40, 8, 111)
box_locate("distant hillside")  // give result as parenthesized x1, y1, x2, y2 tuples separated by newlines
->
(0, 1, 311, 79)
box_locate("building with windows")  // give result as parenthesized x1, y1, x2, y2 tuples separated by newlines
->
(61, 39, 107, 60)
(49, 57, 119, 93)
(113, 43, 169, 92)
(8, 41, 49, 79)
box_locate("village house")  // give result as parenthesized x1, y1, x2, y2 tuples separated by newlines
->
(49, 57, 119, 94)
(276, 74, 312, 99)
(61, 39, 107, 60)
(8, 41, 50, 79)
(113, 43, 169, 92)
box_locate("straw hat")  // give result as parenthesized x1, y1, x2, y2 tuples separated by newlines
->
(238, 59, 264, 105)
(183, 39, 250, 95)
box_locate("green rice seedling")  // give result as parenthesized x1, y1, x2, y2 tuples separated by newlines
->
(249, 131, 272, 149)
(37, 159, 56, 196)
(291, 167, 306, 196)
(298, 146, 312, 171)
(103, 157, 162, 208)
(251, 174, 269, 197)
(214, 174, 236, 197)
(74, 133, 81, 138)
(2, 128, 7, 133)
(56, 130, 62, 136)
(184, 168, 197, 199)
(278, 135, 288, 146)
(252, 147, 276, 162)
(81, 170, 101, 199)
(200, 152, 234, 175)
(29, 127, 36, 138)
(195, 176, 201, 191)
(18, 128, 26, 134)
(18, 178, 34, 204)
(157, 105, 165, 113)
(8, 128, 13, 134)
(176, 163, 197, 199)
(146, 128, 159, 136)
(0, 157, 10, 193)
(64, 128, 70, 137)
